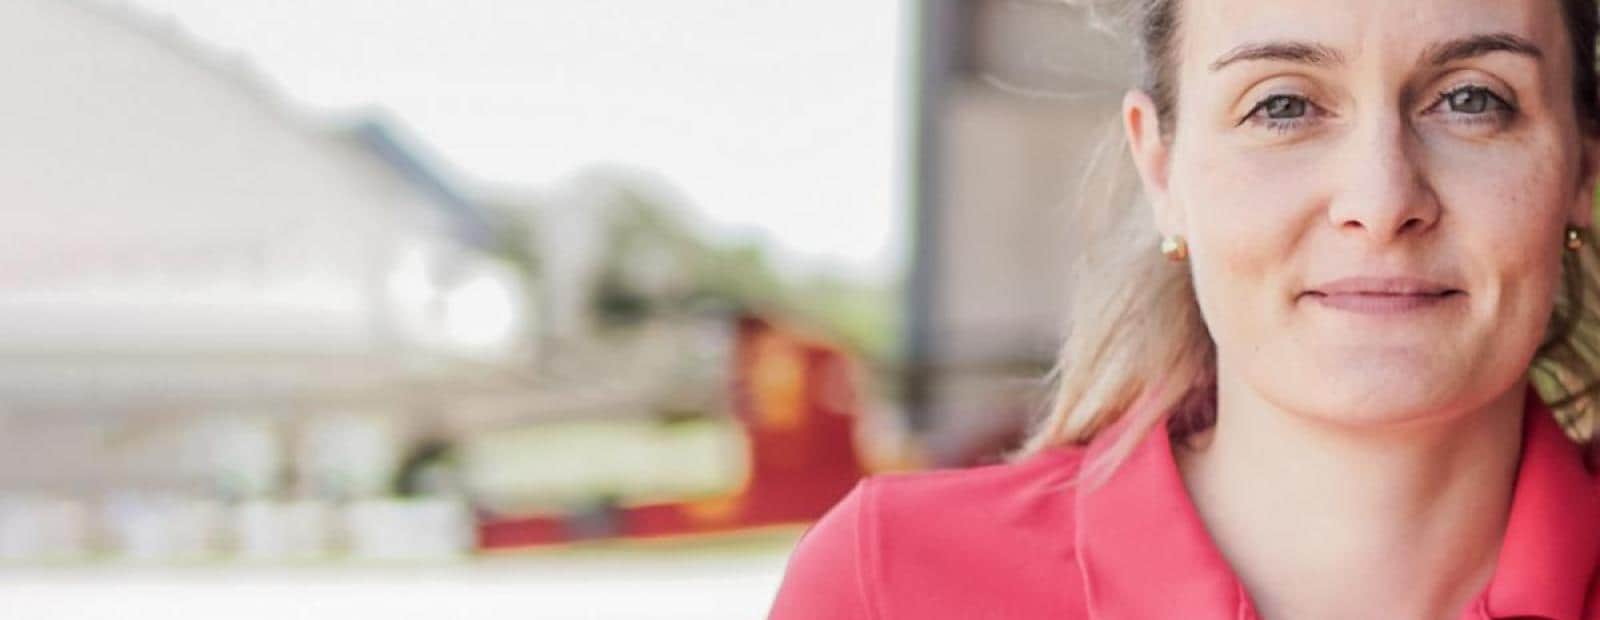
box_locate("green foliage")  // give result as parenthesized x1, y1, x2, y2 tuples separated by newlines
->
(571, 173, 900, 362)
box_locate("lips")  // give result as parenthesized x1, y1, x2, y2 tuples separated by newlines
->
(1300, 276, 1465, 314)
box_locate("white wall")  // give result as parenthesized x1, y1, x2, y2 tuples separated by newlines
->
(0, 0, 527, 411)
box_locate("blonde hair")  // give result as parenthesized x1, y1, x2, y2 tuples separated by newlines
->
(1011, 0, 1600, 484)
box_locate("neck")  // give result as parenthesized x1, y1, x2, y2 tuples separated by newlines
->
(1175, 380, 1526, 620)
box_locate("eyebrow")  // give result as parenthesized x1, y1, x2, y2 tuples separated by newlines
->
(1421, 32, 1543, 66)
(1209, 41, 1344, 72)
(1208, 32, 1544, 73)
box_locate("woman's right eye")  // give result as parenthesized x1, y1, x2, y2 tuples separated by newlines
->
(1238, 93, 1317, 133)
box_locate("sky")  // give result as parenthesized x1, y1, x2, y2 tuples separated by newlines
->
(121, 0, 910, 282)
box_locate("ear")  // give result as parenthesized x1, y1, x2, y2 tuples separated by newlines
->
(1123, 90, 1181, 235)
(1576, 133, 1600, 229)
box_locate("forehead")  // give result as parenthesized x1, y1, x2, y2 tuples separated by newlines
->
(1178, 0, 1568, 66)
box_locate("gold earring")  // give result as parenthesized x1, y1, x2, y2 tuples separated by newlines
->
(1160, 234, 1189, 262)
(1568, 227, 1586, 252)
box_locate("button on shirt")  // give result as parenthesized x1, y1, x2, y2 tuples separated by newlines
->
(769, 388, 1600, 619)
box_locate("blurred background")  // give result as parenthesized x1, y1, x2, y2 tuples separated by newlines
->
(0, 1, 1130, 617)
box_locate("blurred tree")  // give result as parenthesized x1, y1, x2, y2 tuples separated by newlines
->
(573, 169, 898, 364)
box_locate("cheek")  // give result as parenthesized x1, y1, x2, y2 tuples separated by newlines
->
(1427, 133, 1574, 234)
(1427, 138, 1571, 309)
(1174, 151, 1315, 319)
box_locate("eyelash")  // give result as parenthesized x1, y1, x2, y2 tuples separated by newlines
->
(1426, 85, 1516, 124)
(1238, 95, 1315, 134)
(1236, 84, 1517, 134)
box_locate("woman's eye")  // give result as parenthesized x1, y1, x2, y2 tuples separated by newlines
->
(1262, 95, 1307, 119)
(1237, 94, 1317, 132)
(1433, 85, 1512, 116)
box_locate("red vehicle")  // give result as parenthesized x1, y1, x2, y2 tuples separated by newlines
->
(479, 315, 872, 549)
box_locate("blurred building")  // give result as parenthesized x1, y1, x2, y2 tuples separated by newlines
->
(907, 0, 1133, 463)
(0, 0, 528, 555)
(0, 0, 881, 562)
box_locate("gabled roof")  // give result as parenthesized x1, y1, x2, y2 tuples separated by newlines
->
(70, 0, 503, 251)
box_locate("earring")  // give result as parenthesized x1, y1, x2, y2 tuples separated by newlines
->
(1160, 234, 1189, 262)
(1568, 227, 1586, 252)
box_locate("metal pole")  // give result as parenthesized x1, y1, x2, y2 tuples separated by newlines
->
(903, 0, 968, 434)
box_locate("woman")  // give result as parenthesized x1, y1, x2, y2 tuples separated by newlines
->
(770, 0, 1600, 618)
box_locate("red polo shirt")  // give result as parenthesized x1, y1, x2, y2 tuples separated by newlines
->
(769, 389, 1600, 619)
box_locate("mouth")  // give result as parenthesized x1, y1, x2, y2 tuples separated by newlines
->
(1299, 277, 1466, 315)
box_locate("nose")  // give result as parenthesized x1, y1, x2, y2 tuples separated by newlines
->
(1325, 115, 1440, 243)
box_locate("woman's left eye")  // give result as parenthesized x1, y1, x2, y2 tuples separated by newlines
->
(1430, 85, 1513, 116)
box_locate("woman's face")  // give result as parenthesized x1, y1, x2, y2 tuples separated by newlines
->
(1126, 0, 1600, 424)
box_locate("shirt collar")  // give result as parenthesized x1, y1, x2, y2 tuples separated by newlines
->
(1481, 387, 1600, 620)
(1073, 387, 1600, 620)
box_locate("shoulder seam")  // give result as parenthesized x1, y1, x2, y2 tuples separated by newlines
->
(880, 459, 1033, 481)
(870, 449, 1086, 488)
(857, 476, 884, 620)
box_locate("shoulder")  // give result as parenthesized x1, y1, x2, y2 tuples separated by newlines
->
(869, 445, 1089, 521)
(867, 447, 1088, 587)
(769, 446, 1091, 619)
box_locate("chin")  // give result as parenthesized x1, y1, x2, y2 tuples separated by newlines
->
(1263, 364, 1497, 429)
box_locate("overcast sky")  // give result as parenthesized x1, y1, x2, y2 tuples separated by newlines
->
(122, 0, 909, 281)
